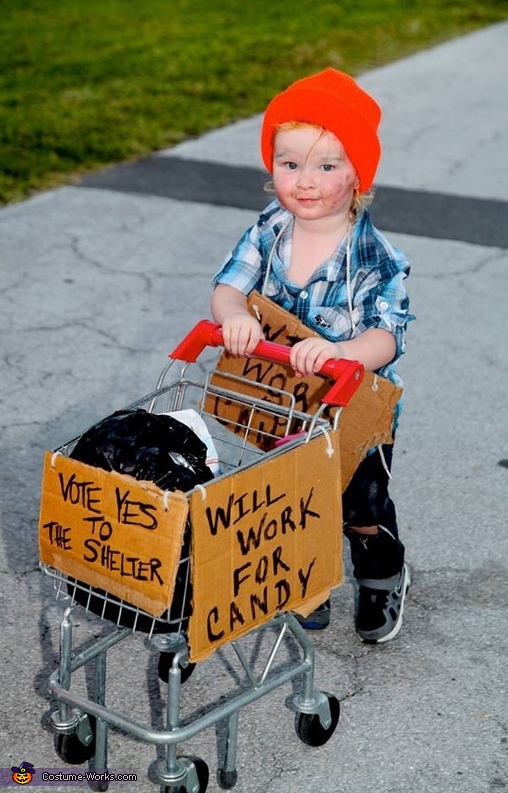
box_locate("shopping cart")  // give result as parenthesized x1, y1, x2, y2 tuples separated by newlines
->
(39, 320, 364, 792)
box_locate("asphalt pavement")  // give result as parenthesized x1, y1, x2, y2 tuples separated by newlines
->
(1, 21, 507, 793)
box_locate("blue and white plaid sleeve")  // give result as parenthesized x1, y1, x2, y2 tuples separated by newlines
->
(353, 251, 414, 360)
(212, 224, 265, 295)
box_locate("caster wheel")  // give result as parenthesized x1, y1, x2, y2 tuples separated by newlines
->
(162, 756, 209, 793)
(91, 782, 109, 793)
(219, 768, 238, 789)
(295, 695, 340, 747)
(55, 725, 95, 764)
(158, 652, 196, 684)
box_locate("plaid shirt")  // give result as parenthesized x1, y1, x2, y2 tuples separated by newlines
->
(213, 200, 414, 419)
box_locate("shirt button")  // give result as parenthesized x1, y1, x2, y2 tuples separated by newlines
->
(300, 290, 308, 299)
(379, 300, 388, 310)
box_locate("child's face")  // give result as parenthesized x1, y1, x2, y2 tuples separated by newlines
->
(272, 125, 358, 223)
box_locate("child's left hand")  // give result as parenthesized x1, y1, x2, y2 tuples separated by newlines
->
(289, 337, 342, 377)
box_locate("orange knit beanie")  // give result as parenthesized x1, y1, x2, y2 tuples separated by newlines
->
(260, 68, 382, 192)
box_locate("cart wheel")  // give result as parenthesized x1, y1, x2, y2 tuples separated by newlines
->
(55, 727, 95, 765)
(158, 652, 196, 684)
(219, 768, 238, 789)
(295, 695, 340, 747)
(162, 756, 209, 793)
(90, 780, 109, 793)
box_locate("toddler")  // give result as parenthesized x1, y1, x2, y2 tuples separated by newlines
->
(211, 68, 414, 643)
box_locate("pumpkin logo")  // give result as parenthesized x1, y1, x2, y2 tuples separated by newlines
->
(11, 762, 34, 785)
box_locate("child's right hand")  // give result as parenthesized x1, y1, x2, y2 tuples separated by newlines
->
(221, 313, 264, 357)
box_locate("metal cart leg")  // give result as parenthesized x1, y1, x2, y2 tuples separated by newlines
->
(219, 710, 239, 789)
(164, 657, 183, 778)
(153, 651, 188, 789)
(151, 633, 186, 785)
(57, 608, 75, 728)
(285, 614, 341, 747)
(153, 645, 210, 792)
(51, 608, 95, 764)
(92, 650, 109, 789)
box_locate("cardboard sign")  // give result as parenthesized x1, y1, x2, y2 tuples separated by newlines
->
(39, 452, 189, 617)
(208, 291, 402, 490)
(187, 431, 342, 662)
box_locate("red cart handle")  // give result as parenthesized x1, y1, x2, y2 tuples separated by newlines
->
(169, 319, 364, 407)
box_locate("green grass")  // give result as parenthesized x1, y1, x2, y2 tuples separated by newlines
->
(1, 0, 506, 204)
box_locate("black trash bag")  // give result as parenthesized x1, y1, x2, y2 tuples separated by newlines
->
(67, 408, 214, 632)
(70, 408, 214, 491)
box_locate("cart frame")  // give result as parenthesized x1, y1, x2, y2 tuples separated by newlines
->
(41, 321, 363, 792)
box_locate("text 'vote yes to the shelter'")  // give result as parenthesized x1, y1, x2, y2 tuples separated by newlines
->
(39, 452, 188, 617)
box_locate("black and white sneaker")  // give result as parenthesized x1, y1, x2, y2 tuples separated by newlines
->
(356, 563, 411, 644)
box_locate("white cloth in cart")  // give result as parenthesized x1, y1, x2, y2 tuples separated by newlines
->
(163, 409, 220, 476)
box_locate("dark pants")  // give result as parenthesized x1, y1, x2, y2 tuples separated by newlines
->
(342, 444, 405, 580)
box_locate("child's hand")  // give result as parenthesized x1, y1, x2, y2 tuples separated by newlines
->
(289, 337, 341, 377)
(221, 313, 264, 357)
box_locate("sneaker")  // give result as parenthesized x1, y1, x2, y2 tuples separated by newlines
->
(356, 563, 411, 644)
(295, 600, 331, 630)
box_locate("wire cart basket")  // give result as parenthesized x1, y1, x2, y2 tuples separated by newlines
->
(39, 320, 364, 792)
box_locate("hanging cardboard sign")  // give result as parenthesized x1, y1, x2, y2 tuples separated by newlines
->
(38, 452, 189, 617)
(187, 430, 342, 662)
(207, 291, 402, 490)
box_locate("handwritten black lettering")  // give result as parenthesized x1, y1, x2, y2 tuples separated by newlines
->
(255, 555, 268, 584)
(242, 358, 275, 383)
(285, 332, 306, 347)
(83, 537, 100, 562)
(82, 538, 163, 584)
(42, 520, 72, 550)
(83, 515, 113, 540)
(58, 472, 101, 514)
(148, 558, 163, 584)
(274, 579, 291, 609)
(292, 381, 310, 413)
(232, 484, 286, 526)
(207, 607, 225, 642)
(233, 561, 251, 596)
(272, 545, 290, 576)
(115, 488, 158, 530)
(236, 503, 297, 556)
(263, 517, 278, 541)
(299, 488, 320, 528)
(298, 559, 316, 598)
(250, 587, 268, 619)
(207, 485, 286, 538)
(252, 487, 268, 513)
(280, 505, 297, 535)
(233, 492, 250, 522)
(262, 323, 287, 344)
(236, 514, 266, 555)
(266, 371, 286, 392)
(267, 413, 289, 438)
(205, 494, 234, 536)
(229, 602, 245, 631)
